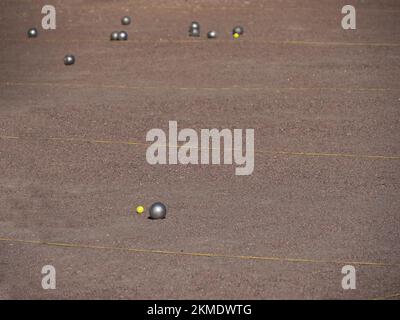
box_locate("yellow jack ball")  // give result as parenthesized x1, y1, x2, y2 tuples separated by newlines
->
(233, 33, 240, 39)
(136, 206, 144, 214)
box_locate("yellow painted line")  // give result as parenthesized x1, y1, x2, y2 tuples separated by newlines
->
(260, 150, 400, 160)
(0, 237, 398, 267)
(1, 81, 398, 93)
(3, 38, 400, 47)
(275, 40, 400, 48)
(49, 137, 142, 146)
(372, 292, 400, 300)
(1, 135, 400, 161)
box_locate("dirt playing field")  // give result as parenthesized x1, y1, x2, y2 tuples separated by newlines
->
(0, 0, 399, 299)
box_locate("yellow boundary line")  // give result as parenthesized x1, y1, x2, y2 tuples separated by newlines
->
(1, 135, 400, 161)
(0, 237, 398, 268)
(372, 292, 400, 300)
(1, 81, 398, 93)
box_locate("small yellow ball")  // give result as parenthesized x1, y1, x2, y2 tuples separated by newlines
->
(233, 33, 240, 39)
(136, 206, 144, 214)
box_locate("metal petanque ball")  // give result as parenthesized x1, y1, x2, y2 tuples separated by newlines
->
(149, 202, 167, 220)
(121, 16, 132, 25)
(232, 26, 244, 35)
(110, 31, 119, 41)
(189, 28, 200, 37)
(207, 30, 217, 39)
(27, 28, 38, 38)
(190, 21, 200, 30)
(63, 54, 75, 66)
(118, 31, 128, 41)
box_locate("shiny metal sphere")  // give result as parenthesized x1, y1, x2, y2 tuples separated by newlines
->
(118, 31, 128, 41)
(110, 31, 119, 41)
(189, 28, 200, 37)
(63, 55, 75, 66)
(232, 26, 244, 35)
(27, 28, 38, 38)
(190, 21, 200, 30)
(149, 202, 167, 220)
(121, 16, 132, 25)
(207, 30, 217, 39)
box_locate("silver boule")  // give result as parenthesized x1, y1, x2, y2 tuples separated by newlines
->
(190, 21, 200, 30)
(118, 31, 128, 41)
(232, 26, 244, 35)
(63, 54, 75, 66)
(189, 28, 200, 37)
(207, 30, 217, 39)
(149, 202, 167, 220)
(110, 31, 119, 41)
(121, 16, 132, 25)
(27, 28, 38, 38)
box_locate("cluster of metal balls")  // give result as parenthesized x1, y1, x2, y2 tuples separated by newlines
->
(110, 30, 128, 41)
(27, 16, 133, 66)
(110, 16, 131, 41)
(189, 22, 244, 39)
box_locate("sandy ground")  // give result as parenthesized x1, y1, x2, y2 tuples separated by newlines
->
(0, 0, 399, 299)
